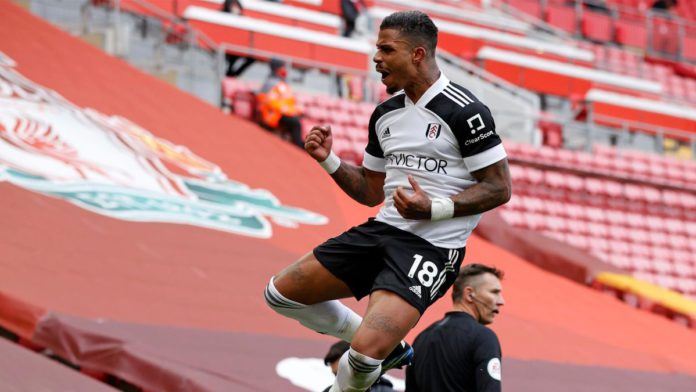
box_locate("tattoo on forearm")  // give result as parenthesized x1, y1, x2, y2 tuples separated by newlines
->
(452, 182, 505, 215)
(453, 159, 511, 216)
(331, 164, 373, 205)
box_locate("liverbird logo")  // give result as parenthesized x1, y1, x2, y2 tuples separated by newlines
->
(0, 53, 326, 238)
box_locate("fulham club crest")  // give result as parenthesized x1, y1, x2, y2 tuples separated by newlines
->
(425, 123, 441, 140)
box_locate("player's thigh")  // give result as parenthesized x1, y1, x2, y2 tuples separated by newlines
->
(273, 251, 353, 304)
(275, 220, 385, 304)
(350, 290, 421, 359)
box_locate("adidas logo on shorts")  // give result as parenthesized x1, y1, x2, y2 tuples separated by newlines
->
(409, 285, 422, 298)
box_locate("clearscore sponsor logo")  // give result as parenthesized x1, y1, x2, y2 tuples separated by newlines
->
(465, 130, 494, 146)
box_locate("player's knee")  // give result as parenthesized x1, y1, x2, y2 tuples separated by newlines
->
(264, 277, 305, 316)
(350, 337, 389, 360)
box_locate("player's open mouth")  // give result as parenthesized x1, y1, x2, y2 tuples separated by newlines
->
(379, 70, 390, 82)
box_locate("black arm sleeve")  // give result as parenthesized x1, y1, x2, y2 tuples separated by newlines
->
(451, 102, 502, 158)
(365, 109, 384, 158)
(473, 328, 502, 392)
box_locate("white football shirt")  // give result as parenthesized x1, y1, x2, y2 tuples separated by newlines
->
(362, 74, 507, 248)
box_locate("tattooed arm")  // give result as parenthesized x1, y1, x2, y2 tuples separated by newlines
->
(305, 124, 385, 207)
(451, 158, 511, 216)
(330, 164, 385, 207)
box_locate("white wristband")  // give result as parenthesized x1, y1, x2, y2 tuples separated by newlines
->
(319, 151, 341, 174)
(431, 197, 455, 221)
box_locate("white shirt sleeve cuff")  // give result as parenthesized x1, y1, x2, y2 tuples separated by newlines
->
(463, 144, 507, 172)
(362, 151, 386, 172)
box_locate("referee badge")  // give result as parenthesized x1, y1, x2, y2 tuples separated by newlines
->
(487, 358, 502, 381)
(425, 123, 441, 140)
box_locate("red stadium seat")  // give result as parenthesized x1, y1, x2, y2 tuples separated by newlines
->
(615, 20, 648, 49)
(675, 278, 696, 295)
(606, 209, 628, 226)
(564, 203, 586, 220)
(608, 225, 631, 241)
(652, 259, 675, 276)
(546, 215, 568, 232)
(581, 11, 613, 42)
(566, 233, 590, 250)
(664, 218, 687, 234)
(586, 206, 607, 223)
(625, 213, 648, 229)
(631, 256, 654, 272)
(588, 222, 610, 238)
(542, 230, 566, 243)
(649, 231, 669, 247)
(506, 0, 543, 18)
(545, 200, 567, 216)
(500, 209, 525, 226)
(630, 243, 652, 258)
(628, 228, 650, 243)
(504, 195, 524, 211)
(667, 234, 690, 251)
(609, 253, 633, 269)
(654, 275, 678, 290)
(645, 215, 666, 232)
(522, 196, 546, 213)
(627, 159, 649, 177)
(523, 212, 547, 230)
(545, 4, 576, 34)
(588, 236, 611, 252)
(671, 249, 692, 264)
(673, 262, 695, 278)
(567, 218, 590, 235)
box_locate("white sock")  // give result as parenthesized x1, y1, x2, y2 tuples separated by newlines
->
(329, 348, 382, 392)
(264, 277, 362, 341)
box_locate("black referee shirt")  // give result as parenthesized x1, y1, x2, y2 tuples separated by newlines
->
(405, 312, 502, 392)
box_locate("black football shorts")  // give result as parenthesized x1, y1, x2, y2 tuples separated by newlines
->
(314, 219, 465, 314)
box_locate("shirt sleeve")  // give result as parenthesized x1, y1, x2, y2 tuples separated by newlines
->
(451, 102, 507, 172)
(362, 110, 386, 172)
(473, 328, 502, 392)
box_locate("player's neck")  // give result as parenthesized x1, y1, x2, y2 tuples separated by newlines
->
(404, 67, 441, 104)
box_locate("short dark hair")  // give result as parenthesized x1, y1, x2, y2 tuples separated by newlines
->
(324, 340, 350, 365)
(379, 10, 438, 55)
(452, 264, 504, 303)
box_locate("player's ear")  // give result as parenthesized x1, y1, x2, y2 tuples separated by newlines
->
(412, 46, 426, 64)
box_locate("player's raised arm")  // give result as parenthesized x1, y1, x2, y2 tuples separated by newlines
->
(305, 124, 385, 207)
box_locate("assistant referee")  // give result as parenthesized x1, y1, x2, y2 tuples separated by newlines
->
(405, 264, 505, 392)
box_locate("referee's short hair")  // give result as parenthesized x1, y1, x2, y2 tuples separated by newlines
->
(379, 10, 438, 55)
(452, 264, 504, 303)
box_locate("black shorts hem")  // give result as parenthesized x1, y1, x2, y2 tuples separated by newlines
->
(371, 284, 428, 315)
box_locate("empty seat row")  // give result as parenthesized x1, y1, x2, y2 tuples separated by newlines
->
(296, 93, 375, 116)
(506, 141, 696, 187)
(503, 209, 696, 252)
(507, 194, 696, 233)
(510, 165, 696, 213)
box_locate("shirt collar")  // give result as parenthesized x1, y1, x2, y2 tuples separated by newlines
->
(404, 72, 449, 107)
